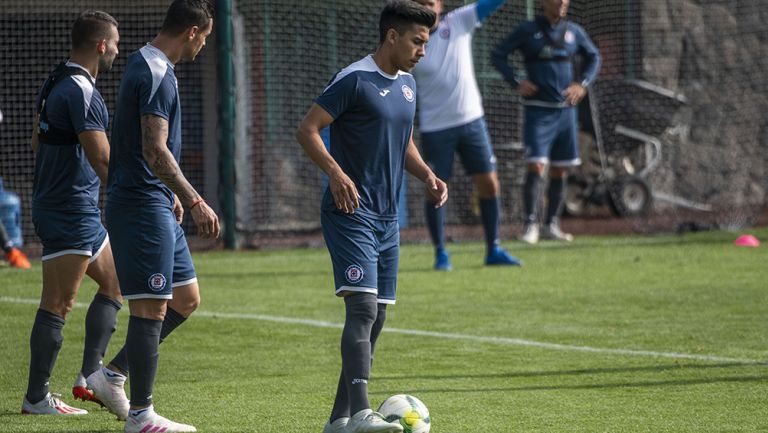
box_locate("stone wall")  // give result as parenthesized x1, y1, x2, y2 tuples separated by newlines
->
(640, 0, 768, 210)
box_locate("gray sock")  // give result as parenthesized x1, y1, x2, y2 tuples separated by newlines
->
(81, 294, 122, 377)
(329, 370, 349, 422)
(330, 302, 387, 422)
(523, 172, 543, 224)
(26, 309, 65, 404)
(109, 307, 186, 374)
(341, 293, 377, 416)
(370, 303, 387, 365)
(546, 177, 567, 225)
(126, 316, 162, 407)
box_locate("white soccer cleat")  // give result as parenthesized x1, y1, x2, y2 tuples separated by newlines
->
(345, 409, 403, 433)
(542, 222, 574, 242)
(322, 416, 349, 433)
(124, 406, 197, 433)
(21, 392, 88, 415)
(519, 223, 540, 244)
(86, 367, 129, 420)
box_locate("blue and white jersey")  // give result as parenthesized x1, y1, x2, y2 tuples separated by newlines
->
(108, 44, 182, 208)
(315, 55, 417, 221)
(492, 16, 601, 104)
(412, 3, 481, 132)
(412, 0, 505, 133)
(32, 61, 107, 211)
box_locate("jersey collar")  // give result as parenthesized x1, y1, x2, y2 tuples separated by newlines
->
(144, 43, 175, 69)
(64, 60, 96, 83)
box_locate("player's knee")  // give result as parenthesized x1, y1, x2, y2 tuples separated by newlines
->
(550, 167, 568, 179)
(57, 298, 76, 319)
(528, 163, 546, 176)
(187, 295, 201, 315)
(481, 179, 500, 198)
(172, 294, 200, 317)
(97, 279, 122, 302)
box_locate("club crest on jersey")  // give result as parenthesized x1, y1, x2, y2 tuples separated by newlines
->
(401, 85, 414, 102)
(345, 264, 364, 284)
(440, 28, 450, 39)
(148, 273, 167, 291)
(565, 30, 575, 43)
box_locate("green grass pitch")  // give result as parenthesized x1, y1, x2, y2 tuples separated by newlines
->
(1, 229, 767, 432)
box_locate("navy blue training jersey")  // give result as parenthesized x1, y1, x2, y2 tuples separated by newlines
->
(32, 62, 108, 211)
(492, 16, 601, 103)
(315, 55, 417, 221)
(108, 44, 182, 207)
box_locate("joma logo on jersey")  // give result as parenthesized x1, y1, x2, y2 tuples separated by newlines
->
(401, 85, 414, 102)
(345, 264, 364, 284)
(148, 273, 167, 291)
(379, 89, 390, 97)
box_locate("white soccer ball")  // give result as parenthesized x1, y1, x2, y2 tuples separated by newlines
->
(377, 394, 431, 433)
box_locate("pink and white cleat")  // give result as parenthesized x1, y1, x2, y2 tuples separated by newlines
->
(86, 367, 129, 420)
(21, 392, 88, 415)
(124, 406, 197, 433)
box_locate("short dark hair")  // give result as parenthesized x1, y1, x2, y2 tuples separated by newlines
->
(379, 0, 436, 43)
(161, 0, 215, 36)
(71, 11, 118, 51)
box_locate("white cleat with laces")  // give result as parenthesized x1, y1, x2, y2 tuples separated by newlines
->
(21, 392, 88, 415)
(86, 367, 129, 420)
(345, 409, 403, 433)
(322, 416, 349, 433)
(124, 406, 197, 433)
(520, 223, 540, 244)
(542, 222, 574, 242)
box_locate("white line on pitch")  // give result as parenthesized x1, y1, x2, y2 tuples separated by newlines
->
(1, 295, 764, 365)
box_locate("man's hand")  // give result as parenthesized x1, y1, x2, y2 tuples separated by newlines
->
(173, 195, 184, 224)
(425, 174, 448, 208)
(329, 169, 360, 214)
(563, 83, 587, 106)
(517, 80, 539, 97)
(190, 200, 220, 239)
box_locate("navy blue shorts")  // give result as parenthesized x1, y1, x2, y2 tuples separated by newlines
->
(523, 105, 581, 166)
(321, 210, 399, 304)
(420, 117, 497, 180)
(106, 203, 196, 300)
(32, 207, 109, 262)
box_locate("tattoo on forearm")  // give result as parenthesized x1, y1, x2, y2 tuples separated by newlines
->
(141, 116, 200, 206)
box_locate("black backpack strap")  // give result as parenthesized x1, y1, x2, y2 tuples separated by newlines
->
(36, 62, 92, 146)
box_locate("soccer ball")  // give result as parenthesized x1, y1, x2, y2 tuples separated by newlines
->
(377, 394, 431, 433)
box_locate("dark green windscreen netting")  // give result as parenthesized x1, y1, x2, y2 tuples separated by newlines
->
(1, 0, 766, 247)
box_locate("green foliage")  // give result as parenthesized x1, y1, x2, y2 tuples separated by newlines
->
(1, 230, 767, 432)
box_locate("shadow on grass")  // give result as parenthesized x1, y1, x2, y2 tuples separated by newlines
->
(372, 374, 768, 395)
(375, 362, 766, 381)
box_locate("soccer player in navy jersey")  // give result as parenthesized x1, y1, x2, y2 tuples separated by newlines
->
(23, 11, 121, 417)
(105, 1, 218, 431)
(492, 0, 601, 243)
(412, 0, 521, 270)
(296, 2, 446, 432)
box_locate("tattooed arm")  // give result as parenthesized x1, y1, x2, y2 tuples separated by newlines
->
(140, 114, 220, 238)
(140, 114, 200, 207)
